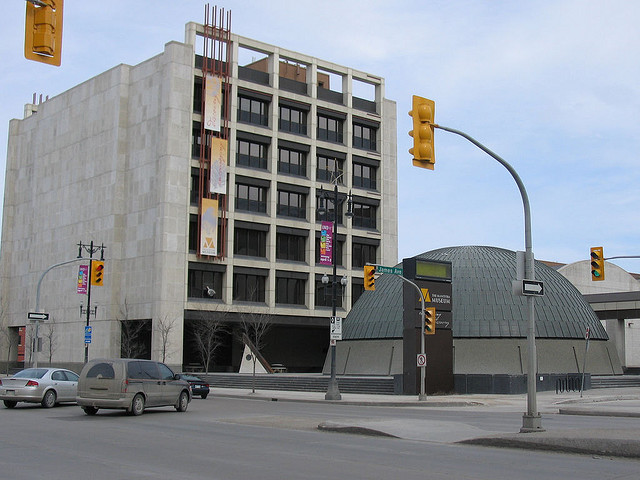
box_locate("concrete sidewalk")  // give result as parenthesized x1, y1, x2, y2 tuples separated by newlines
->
(210, 386, 640, 458)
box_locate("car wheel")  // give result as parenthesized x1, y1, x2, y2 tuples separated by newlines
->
(201, 393, 208, 399)
(82, 406, 98, 416)
(41, 390, 56, 408)
(176, 391, 189, 412)
(130, 394, 145, 416)
(3, 400, 17, 409)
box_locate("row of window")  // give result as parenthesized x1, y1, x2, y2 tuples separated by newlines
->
(192, 128, 378, 190)
(188, 215, 377, 266)
(188, 267, 366, 308)
(193, 79, 377, 151)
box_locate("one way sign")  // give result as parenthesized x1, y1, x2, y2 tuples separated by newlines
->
(522, 280, 544, 296)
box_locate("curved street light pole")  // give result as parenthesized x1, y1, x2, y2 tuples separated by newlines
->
(434, 124, 543, 432)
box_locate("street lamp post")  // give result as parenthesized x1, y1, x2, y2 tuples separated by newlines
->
(77, 241, 106, 364)
(318, 181, 353, 401)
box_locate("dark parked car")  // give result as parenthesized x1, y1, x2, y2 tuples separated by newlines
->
(178, 374, 210, 399)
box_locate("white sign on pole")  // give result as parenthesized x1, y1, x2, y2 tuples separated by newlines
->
(330, 316, 342, 340)
(417, 353, 427, 367)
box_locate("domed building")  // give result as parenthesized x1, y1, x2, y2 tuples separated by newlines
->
(329, 246, 623, 394)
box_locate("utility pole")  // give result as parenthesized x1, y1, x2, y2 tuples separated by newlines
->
(77, 241, 106, 363)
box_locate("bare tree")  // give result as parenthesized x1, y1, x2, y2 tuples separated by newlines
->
(0, 326, 12, 375)
(238, 299, 274, 393)
(191, 310, 227, 373)
(155, 315, 177, 363)
(119, 299, 148, 359)
(43, 316, 57, 365)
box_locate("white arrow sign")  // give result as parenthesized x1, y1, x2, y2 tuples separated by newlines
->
(522, 280, 544, 296)
(28, 312, 49, 321)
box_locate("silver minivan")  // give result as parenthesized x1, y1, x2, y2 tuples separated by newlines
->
(76, 358, 191, 416)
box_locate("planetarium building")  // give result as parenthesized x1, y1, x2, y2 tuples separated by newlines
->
(330, 246, 623, 394)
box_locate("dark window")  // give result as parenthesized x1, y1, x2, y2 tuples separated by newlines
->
(86, 363, 115, 379)
(158, 363, 175, 381)
(188, 267, 223, 299)
(278, 148, 307, 177)
(315, 195, 344, 225)
(234, 227, 267, 257)
(233, 273, 266, 302)
(353, 162, 377, 190)
(237, 139, 268, 170)
(190, 169, 200, 205)
(317, 114, 343, 143)
(352, 282, 365, 307)
(277, 190, 306, 219)
(315, 237, 344, 267)
(236, 183, 267, 213)
(352, 201, 376, 229)
(238, 96, 268, 126)
(314, 278, 344, 308)
(276, 233, 305, 262)
(276, 276, 306, 305)
(352, 242, 377, 268)
(316, 154, 344, 183)
(279, 105, 307, 135)
(192, 122, 213, 159)
(353, 123, 377, 151)
(129, 361, 160, 380)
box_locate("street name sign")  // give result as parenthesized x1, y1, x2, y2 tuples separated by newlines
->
(522, 280, 544, 296)
(375, 265, 403, 275)
(28, 312, 49, 321)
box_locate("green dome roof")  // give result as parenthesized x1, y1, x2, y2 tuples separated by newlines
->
(345, 246, 607, 340)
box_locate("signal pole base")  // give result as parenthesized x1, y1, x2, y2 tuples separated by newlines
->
(325, 379, 342, 401)
(520, 413, 545, 433)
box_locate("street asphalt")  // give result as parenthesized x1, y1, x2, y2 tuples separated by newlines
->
(209, 385, 640, 459)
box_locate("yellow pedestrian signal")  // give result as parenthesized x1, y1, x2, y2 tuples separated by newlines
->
(408, 95, 435, 170)
(25, 0, 63, 66)
(424, 307, 436, 335)
(364, 265, 376, 291)
(91, 261, 104, 286)
(590, 247, 605, 281)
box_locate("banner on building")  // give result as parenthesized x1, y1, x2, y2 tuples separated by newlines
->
(320, 221, 333, 265)
(77, 265, 88, 294)
(200, 198, 219, 256)
(210, 138, 227, 194)
(203, 74, 222, 132)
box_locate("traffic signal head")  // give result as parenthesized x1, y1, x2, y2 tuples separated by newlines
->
(364, 265, 376, 291)
(590, 247, 605, 281)
(25, 0, 63, 66)
(91, 261, 104, 286)
(424, 307, 436, 335)
(408, 95, 435, 170)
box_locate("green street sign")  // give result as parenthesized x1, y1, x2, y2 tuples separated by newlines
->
(375, 265, 403, 275)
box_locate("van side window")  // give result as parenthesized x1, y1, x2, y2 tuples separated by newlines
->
(87, 363, 115, 379)
(158, 363, 175, 381)
(138, 361, 160, 380)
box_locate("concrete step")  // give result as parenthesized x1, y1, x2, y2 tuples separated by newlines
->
(591, 375, 640, 388)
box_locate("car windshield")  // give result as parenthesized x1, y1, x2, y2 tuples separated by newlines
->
(181, 375, 201, 381)
(14, 368, 48, 379)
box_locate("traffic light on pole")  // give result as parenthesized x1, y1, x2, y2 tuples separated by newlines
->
(364, 265, 376, 291)
(91, 261, 104, 286)
(424, 307, 436, 335)
(590, 247, 605, 281)
(408, 95, 436, 170)
(25, 0, 64, 66)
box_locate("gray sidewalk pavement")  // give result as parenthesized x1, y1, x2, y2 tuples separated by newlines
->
(210, 386, 640, 459)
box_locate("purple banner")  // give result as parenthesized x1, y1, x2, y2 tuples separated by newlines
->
(77, 265, 88, 294)
(320, 221, 333, 265)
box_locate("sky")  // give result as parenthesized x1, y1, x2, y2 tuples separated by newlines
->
(1, 0, 639, 273)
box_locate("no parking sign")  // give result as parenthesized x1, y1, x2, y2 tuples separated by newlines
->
(416, 353, 426, 367)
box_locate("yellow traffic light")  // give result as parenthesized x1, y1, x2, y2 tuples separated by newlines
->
(409, 95, 435, 170)
(91, 261, 104, 286)
(424, 307, 436, 335)
(25, 0, 63, 66)
(364, 265, 376, 291)
(590, 247, 605, 281)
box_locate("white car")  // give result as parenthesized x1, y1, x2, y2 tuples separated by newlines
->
(0, 367, 79, 408)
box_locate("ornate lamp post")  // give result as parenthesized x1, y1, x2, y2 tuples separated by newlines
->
(317, 182, 353, 400)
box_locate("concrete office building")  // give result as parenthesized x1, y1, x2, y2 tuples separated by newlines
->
(0, 21, 398, 373)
